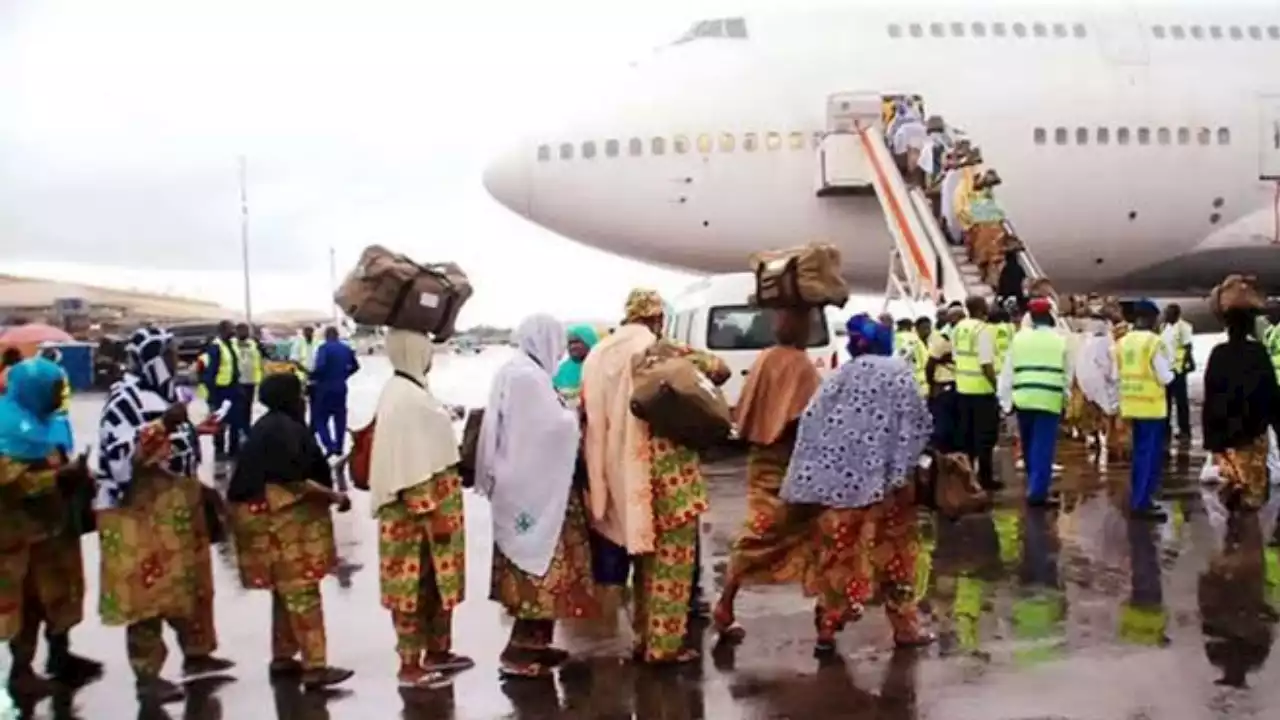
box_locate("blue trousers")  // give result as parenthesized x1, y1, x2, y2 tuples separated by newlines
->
(230, 385, 256, 451)
(311, 388, 348, 456)
(1130, 419, 1166, 511)
(208, 387, 239, 456)
(1016, 409, 1060, 502)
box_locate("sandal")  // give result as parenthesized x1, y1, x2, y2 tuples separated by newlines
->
(712, 604, 746, 644)
(813, 640, 838, 659)
(398, 669, 450, 689)
(499, 660, 551, 680)
(894, 631, 937, 649)
(423, 653, 476, 674)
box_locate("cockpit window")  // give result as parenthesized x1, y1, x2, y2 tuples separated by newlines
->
(674, 17, 748, 44)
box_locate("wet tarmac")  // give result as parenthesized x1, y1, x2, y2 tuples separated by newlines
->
(17, 349, 1280, 719)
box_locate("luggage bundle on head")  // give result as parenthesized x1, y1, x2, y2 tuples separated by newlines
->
(1209, 273, 1265, 319)
(630, 342, 733, 452)
(749, 243, 849, 310)
(334, 245, 473, 341)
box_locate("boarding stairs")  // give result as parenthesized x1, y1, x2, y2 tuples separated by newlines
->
(814, 91, 1049, 314)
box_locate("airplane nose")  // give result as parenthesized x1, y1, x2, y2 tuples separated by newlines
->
(482, 144, 530, 217)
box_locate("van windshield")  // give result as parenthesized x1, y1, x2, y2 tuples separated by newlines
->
(706, 306, 830, 350)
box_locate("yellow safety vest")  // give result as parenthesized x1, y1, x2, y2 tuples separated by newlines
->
(993, 322, 1015, 373)
(210, 338, 236, 388)
(1117, 330, 1167, 420)
(236, 340, 264, 385)
(928, 333, 956, 384)
(953, 318, 994, 396)
(1267, 325, 1280, 383)
(895, 331, 928, 395)
(1010, 328, 1068, 414)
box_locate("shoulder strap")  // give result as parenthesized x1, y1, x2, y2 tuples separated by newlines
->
(394, 370, 425, 389)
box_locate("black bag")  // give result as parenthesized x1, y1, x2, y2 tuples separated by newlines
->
(457, 408, 485, 489)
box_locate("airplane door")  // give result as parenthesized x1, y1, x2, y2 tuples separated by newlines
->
(1260, 95, 1280, 180)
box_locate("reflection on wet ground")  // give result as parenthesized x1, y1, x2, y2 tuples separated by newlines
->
(19, 352, 1280, 719)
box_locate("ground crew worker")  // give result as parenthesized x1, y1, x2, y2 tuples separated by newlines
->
(953, 296, 1001, 491)
(200, 320, 241, 460)
(290, 326, 322, 414)
(1264, 301, 1280, 381)
(999, 298, 1071, 508)
(1116, 300, 1174, 522)
(990, 307, 1016, 374)
(233, 322, 264, 451)
(1159, 304, 1194, 441)
(310, 327, 360, 457)
(896, 318, 928, 395)
(927, 306, 964, 449)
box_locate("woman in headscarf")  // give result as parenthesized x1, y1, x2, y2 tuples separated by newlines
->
(552, 324, 600, 407)
(93, 326, 234, 704)
(712, 308, 822, 642)
(1072, 309, 1119, 457)
(781, 314, 935, 655)
(1203, 307, 1280, 511)
(478, 313, 597, 678)
(370, 329, 471, 687)
(227, 372, 354, 690)
(0, 358, 101, 697)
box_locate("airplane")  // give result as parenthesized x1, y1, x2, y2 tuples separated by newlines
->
(482, 3, 1280, 319)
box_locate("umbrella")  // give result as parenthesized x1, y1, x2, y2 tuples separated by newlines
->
(0, 323, 75, 358)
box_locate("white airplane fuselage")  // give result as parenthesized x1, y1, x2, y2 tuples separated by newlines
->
(483, 4, 1280, 298)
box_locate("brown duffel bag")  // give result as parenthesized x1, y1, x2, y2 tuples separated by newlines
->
(629, 344, 732, 452)
(750, 243, 849, 309)
(932, 451, 989, 519)
(334, 245, 473, 340)
(1209, 273, 1264, 319)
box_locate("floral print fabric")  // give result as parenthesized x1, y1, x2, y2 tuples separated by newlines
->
(727, 442, 819, 586)
(377, 469, 466, 615)
(491, 493, 598, 621)
(230, 483, 337, 594)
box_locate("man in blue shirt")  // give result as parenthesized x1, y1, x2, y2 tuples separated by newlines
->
(310, 326, 360, 457)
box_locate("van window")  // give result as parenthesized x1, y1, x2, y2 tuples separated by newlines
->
(706, 306, 830, 350)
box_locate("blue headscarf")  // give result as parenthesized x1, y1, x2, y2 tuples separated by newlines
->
(0, 358, 65, 461)
(552, 324, 601, 397)
(845, 313, 893, 359)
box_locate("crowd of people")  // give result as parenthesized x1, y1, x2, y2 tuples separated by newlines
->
(1, 278, 1277, 708)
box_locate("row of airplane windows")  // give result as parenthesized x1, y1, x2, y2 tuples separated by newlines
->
(886, 21, 1280, 41)
(537, 131, 821, 162)
(1034, 126, 1233, 147)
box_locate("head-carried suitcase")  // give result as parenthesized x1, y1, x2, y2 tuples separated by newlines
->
(334, 245, 473, 340)
(749, 243, 849, 309)
(629, 344, 732, 452)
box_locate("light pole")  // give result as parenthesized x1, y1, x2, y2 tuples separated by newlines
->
(239, 155, 253, 323)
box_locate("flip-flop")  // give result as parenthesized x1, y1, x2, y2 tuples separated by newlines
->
(712, 606, 746, 644)
(398, 671, 451, 689)
(499, 661, 551, 680)
(423, 653, 476, 674)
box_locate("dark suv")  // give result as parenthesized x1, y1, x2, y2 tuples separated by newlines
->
(169, 322, 221, 367)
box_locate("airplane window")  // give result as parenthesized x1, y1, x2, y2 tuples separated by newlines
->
(1171, 26, 1186, 40)
(993, 22, 1007, 37)
(1075, 127, 1089, 145)
(673, 135, 690, 154)
(743, 132, 758, 152)
(582, 141, 597, 159)
(909, 23, 923, 38)
(1249, 26, 1263, 40)
(766, 131, 782, 151)
(697, 133, 712, 154)
(1190, 26, 1204, 40)
(1053, 23, 1067, 38)
(1054, 127, 1068, 145)
(629, 138, 643, 156)
(1218, 127, 1231, 145)
(1269, 26, 1280, 40)
(719, 133, 735, 152)
(725, 18, 748, 38)
(1177, 127, 1190, 145)
(1117, 128, 1131, 145)
(1096, 127, 1110, 145)
(1157, 127, 1171, 145)
(1072, 23, 1087, 38)
(1197, 127, 1211, 145)
(888, 24, 903, 38)
(972, 22, 987, 38)
(929, 22, 944, 37)
(651, 137, 665, 155)
(605, 139, 620, 158)
(559, 143, 574, 160)
(1012, 23, 1027, 38)
(950, 22, 965, 37)
(1152, 25, 1166, 39)
(788, 131, 806, 150)
(537, 145, 550, 162)
(1209, 26, 1223, 39)
(1137, 128, 1150, 145)
(1033, 23, 1047, 38)
(1229, 26, 1243, 40)
(1033, 128, 1047, 145)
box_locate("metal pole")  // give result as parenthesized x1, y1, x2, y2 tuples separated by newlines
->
(239, 155, 253, 323)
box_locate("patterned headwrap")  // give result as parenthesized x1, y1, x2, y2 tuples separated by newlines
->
(845, 313, 893, 358)
(623, 288, 665, 324)
(94, 326, 198, 510)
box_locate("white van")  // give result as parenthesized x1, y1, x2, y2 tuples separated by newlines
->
(666, 273, 841, 407)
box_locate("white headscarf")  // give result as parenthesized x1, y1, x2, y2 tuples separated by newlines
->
(368, 329, 459, 516)
(475, 314, 581, 576)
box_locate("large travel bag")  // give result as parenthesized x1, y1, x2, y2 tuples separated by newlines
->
(749, 243, 849, 309)
(334, 245, 473, 340)
(630, 344, 732, 451)
(1209, 273, 1264, 319)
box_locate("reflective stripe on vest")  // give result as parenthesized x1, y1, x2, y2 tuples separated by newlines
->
(1267, 325, 1280, 383)
(236, 340, 263, 385)
(213, 338, 236, 388)
(953, 318, 994, 395)
(994, 322, 1014, 373)
(896, 331, 928, 394)
(1010, 328, 1067, 414)
(1117, 330, 1166, 420)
